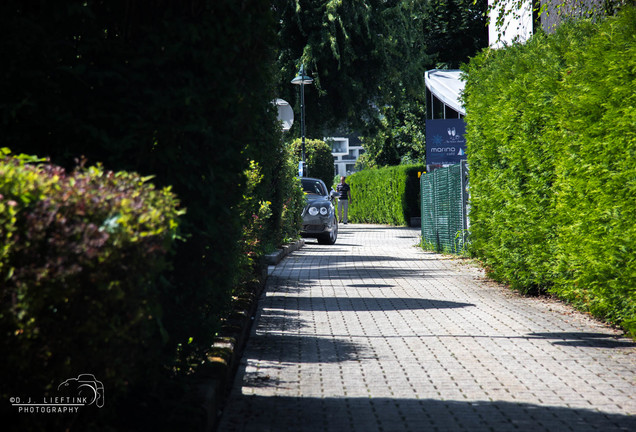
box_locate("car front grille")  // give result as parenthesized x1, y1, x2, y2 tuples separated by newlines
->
(303, 224, 325, 233)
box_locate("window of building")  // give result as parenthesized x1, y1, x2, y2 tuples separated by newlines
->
(342, 149, 357, 160)
(331, 139, 347, 154)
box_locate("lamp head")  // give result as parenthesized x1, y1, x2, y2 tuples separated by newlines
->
(291, 65, 314, 85)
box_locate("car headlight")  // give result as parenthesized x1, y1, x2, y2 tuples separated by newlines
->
(320, 207, 328, 216)
(308, 207, 319, 216)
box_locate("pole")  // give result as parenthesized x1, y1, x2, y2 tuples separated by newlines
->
(300, 78, 306, 177)
(292, 64, 312, 177)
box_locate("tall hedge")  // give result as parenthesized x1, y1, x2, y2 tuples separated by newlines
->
(347, 165, 424, 225)
(463, 7, 636, 335)
(0, 0, 281, 365)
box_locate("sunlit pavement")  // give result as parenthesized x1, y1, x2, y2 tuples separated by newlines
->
(217, 224, 636, 432)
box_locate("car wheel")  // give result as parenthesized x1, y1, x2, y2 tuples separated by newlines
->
(318, 217, 338, 245)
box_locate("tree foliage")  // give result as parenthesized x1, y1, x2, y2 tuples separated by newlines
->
(360, 98, 428, 167)
(275, 0, 433, 136)
(274, 0, 487, 167)
(290, 138, 335, 186)
(422, 0, 489, 69)
(488, 0, 632, 38)
(362, 0, 487, 167)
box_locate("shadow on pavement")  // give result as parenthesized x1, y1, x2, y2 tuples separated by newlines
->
(241, 369, 285, 390)
(266, 296, 475, 312)
(247, 333, 367, 363)
(257, 308, 309, 333)
(218, 395, 636, 432)
(337, 225, 420, 231)
(292, 253, 428, 263)
(528, 332, 636, 348)
(272, 266, 447, 281)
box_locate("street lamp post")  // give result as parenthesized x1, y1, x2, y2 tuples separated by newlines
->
(291, 65, 313, 177)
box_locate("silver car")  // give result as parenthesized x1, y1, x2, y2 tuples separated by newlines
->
(300, 177, 339, 245)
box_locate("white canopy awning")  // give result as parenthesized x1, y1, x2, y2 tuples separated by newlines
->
(425, 69, 466, 116)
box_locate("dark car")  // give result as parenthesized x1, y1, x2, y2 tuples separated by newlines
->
(300, 177, 339, 245)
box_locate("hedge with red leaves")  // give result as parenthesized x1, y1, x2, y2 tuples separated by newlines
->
(0, 151, 183, 428)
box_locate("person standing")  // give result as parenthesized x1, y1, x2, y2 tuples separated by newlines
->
(336, 176, 352, 224)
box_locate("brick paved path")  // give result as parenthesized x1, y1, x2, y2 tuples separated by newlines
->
(217, 225, 636, 432)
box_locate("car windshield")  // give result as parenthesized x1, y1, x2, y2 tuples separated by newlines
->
(301, 179, 327, 196)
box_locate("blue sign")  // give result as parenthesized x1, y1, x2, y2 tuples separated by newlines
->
(425, 119, 467, 165)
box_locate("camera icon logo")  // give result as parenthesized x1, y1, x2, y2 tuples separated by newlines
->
(58, 374, 105, 408)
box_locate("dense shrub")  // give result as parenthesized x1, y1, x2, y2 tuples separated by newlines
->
(238, 149, 304, 285)
(274, 146, 306, 245)
(347, 165, 424, 225)
(463, 7, 636, 335)
(290, 138, 335, 186)
(0, 151, 182, 430)
(463, 27, 568, 292)
(0, 2, 303, 429)
(549, 8, 636, 335)
(0, 0, 281, 376)
(246, 136, 306, 257)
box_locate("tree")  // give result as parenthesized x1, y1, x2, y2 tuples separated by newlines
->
(360, 96, 428, 167)
(423, 0, 488, 69)
(275, 0, 432, 136)
(362, 0, 487, 167)
(290, 138, 335, 186)
(273, 0, 487, 167)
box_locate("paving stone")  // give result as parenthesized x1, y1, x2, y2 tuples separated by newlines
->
(217, 224, 636, 432)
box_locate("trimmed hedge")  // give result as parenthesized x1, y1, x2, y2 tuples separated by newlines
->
(347, 165, 424, 225)
(463, 7, 636, 335)
(0, 151, 182, 430)
(0, 1, 282, 372)
(0, 2, 303, 429)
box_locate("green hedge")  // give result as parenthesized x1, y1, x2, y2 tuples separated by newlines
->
(348, 165, 424, 225)
(0, 151, 182, 430)
(463, 7, 636, 335)
(239, 145, 304, 282)
(0, 2, 303, 429)
(0, 0, 282, 375)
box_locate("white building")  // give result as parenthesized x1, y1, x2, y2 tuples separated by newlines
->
(488, 0, 534, 48)
(327, 135, 365, 177)
(488, 0, 608, 46)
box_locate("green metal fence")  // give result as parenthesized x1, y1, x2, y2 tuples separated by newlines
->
(421, 161, 469, 253)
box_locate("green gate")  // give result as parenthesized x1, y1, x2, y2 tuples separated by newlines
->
(421, 161, 469, 253)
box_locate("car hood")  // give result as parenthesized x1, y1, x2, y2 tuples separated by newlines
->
(305, 196, 331, 205)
